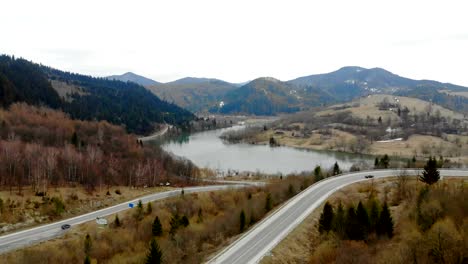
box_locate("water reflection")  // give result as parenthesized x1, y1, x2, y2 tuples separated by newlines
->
(161, 126, 372, 175)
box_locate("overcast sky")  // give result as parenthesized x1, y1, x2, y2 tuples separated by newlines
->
(2, 0, 468, 85)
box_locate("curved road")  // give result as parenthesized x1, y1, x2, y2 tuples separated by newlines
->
(0, 182, 257, 254)
(208, 169, 468, 264)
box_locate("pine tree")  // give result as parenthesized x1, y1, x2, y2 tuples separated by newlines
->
(314, 165, 323, 182)
(146, 238, 163, 264)
(181, 215, 189, 227)
(84, 234, 92, 255)
(169, 214, 180, 235)
(318, 202, 334, 234)
(374, 157, 380, 168)
(345, 205, 360, 240)
(114, 214, 121, 227)
(419, 156, 440, 185)
(381, 154, 390, 169)
(84, 255, 91, 264)
(135, 200, 144, 220)
(265, 192, 272, 211)
(376, 202, 394, 238)
(333, 162, 341, 176)
(71, 132, 79, 148)
(356, 201, 370, 240)
(240, 210, 246, 232)
(332, 202, 346, 238)
(147, 202, 153, 215)
(368, 199, 380, 233)
(152, 216, 163, 237)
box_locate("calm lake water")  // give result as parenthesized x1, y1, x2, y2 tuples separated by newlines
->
(161, 126, 373, 175)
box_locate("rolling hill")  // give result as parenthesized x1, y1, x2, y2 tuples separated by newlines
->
(148, 78, 238, 113)
(0, 55, 194, 135)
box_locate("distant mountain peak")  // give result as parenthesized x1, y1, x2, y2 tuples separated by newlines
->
(106, 72, 160, 86)
(253, 77, 282, 83)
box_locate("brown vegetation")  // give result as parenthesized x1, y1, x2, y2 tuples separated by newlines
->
(2, 175, 314, 264)
(0, 103, 199, 231)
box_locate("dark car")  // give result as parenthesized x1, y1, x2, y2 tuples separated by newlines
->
(365, 175, 374, 179)
(61, 224, 71, 230)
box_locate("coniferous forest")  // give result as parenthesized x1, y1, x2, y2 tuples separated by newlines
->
(0, 55, 194, 135)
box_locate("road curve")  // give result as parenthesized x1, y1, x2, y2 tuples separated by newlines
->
(0, 182, 255, 254)
(207, 169, 468, 264)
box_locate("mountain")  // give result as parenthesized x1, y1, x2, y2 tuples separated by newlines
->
(288, 66, 468, 113)
(288, 66, 467, 100)
(148, 78, 238, 113)
(106, 72, 160, 86)
(211, 77, 334, 115)
(0, 55, 194, 134)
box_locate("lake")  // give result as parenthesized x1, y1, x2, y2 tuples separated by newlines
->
(161, 126, 373, 175)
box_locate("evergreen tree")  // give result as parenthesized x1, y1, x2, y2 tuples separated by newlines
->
(152, 216, 163, 237)
(314, 165, 323, 182)
(147, 202, 153, 215)
(71, 132, 79, 148)
(265, 192, 272, 211)
(240, 210, 246, 232)
(135, 200, 144, 220)
(332, 202, 346, 238)
(419, 156, 440, 185)
(84, 234, 92, 255)
(376, 202, 394, 238)
(356, 201, 370, 240)
(169, 214, 181, 235)
(345, 205, 360, 240)
(114, 214, 121, 227)
(381, 154, 390, 169)
(84, 255, 91, 264)
(374, 157, 380, 168)
(181, 215, 190, 227)
(146, 238, 163, 264)
(368, 199, 380, 233)
(332, 162, 341, 176)
(318, 202, 334, 234)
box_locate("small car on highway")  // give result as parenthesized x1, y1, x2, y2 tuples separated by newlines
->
(364, 175, 374, 179)
(61, 224, 71, 230)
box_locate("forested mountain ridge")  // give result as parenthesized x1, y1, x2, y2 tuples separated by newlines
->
(148, 66, 468, 116)
(0, 55, 194, 135)
(148, 78, 238, 113)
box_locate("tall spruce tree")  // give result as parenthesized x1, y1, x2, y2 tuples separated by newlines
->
(240, 210, 246, 232)
(314, 165, 323, 181)
(152, 216, 162, 237)
(146, 238, 163, 264)
(419, 156, 440, 185)
(368, 199, 380, 233)
(376, 202, 394, 238)
(345, 205, 360, 240)
(333, 162, 341, 176)
(356, 201, 370, 240)
(318, 202, 334, 234)
(332, 202, 346, 238)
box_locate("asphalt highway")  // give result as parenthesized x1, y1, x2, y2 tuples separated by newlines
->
(0, 183, 252, 254)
